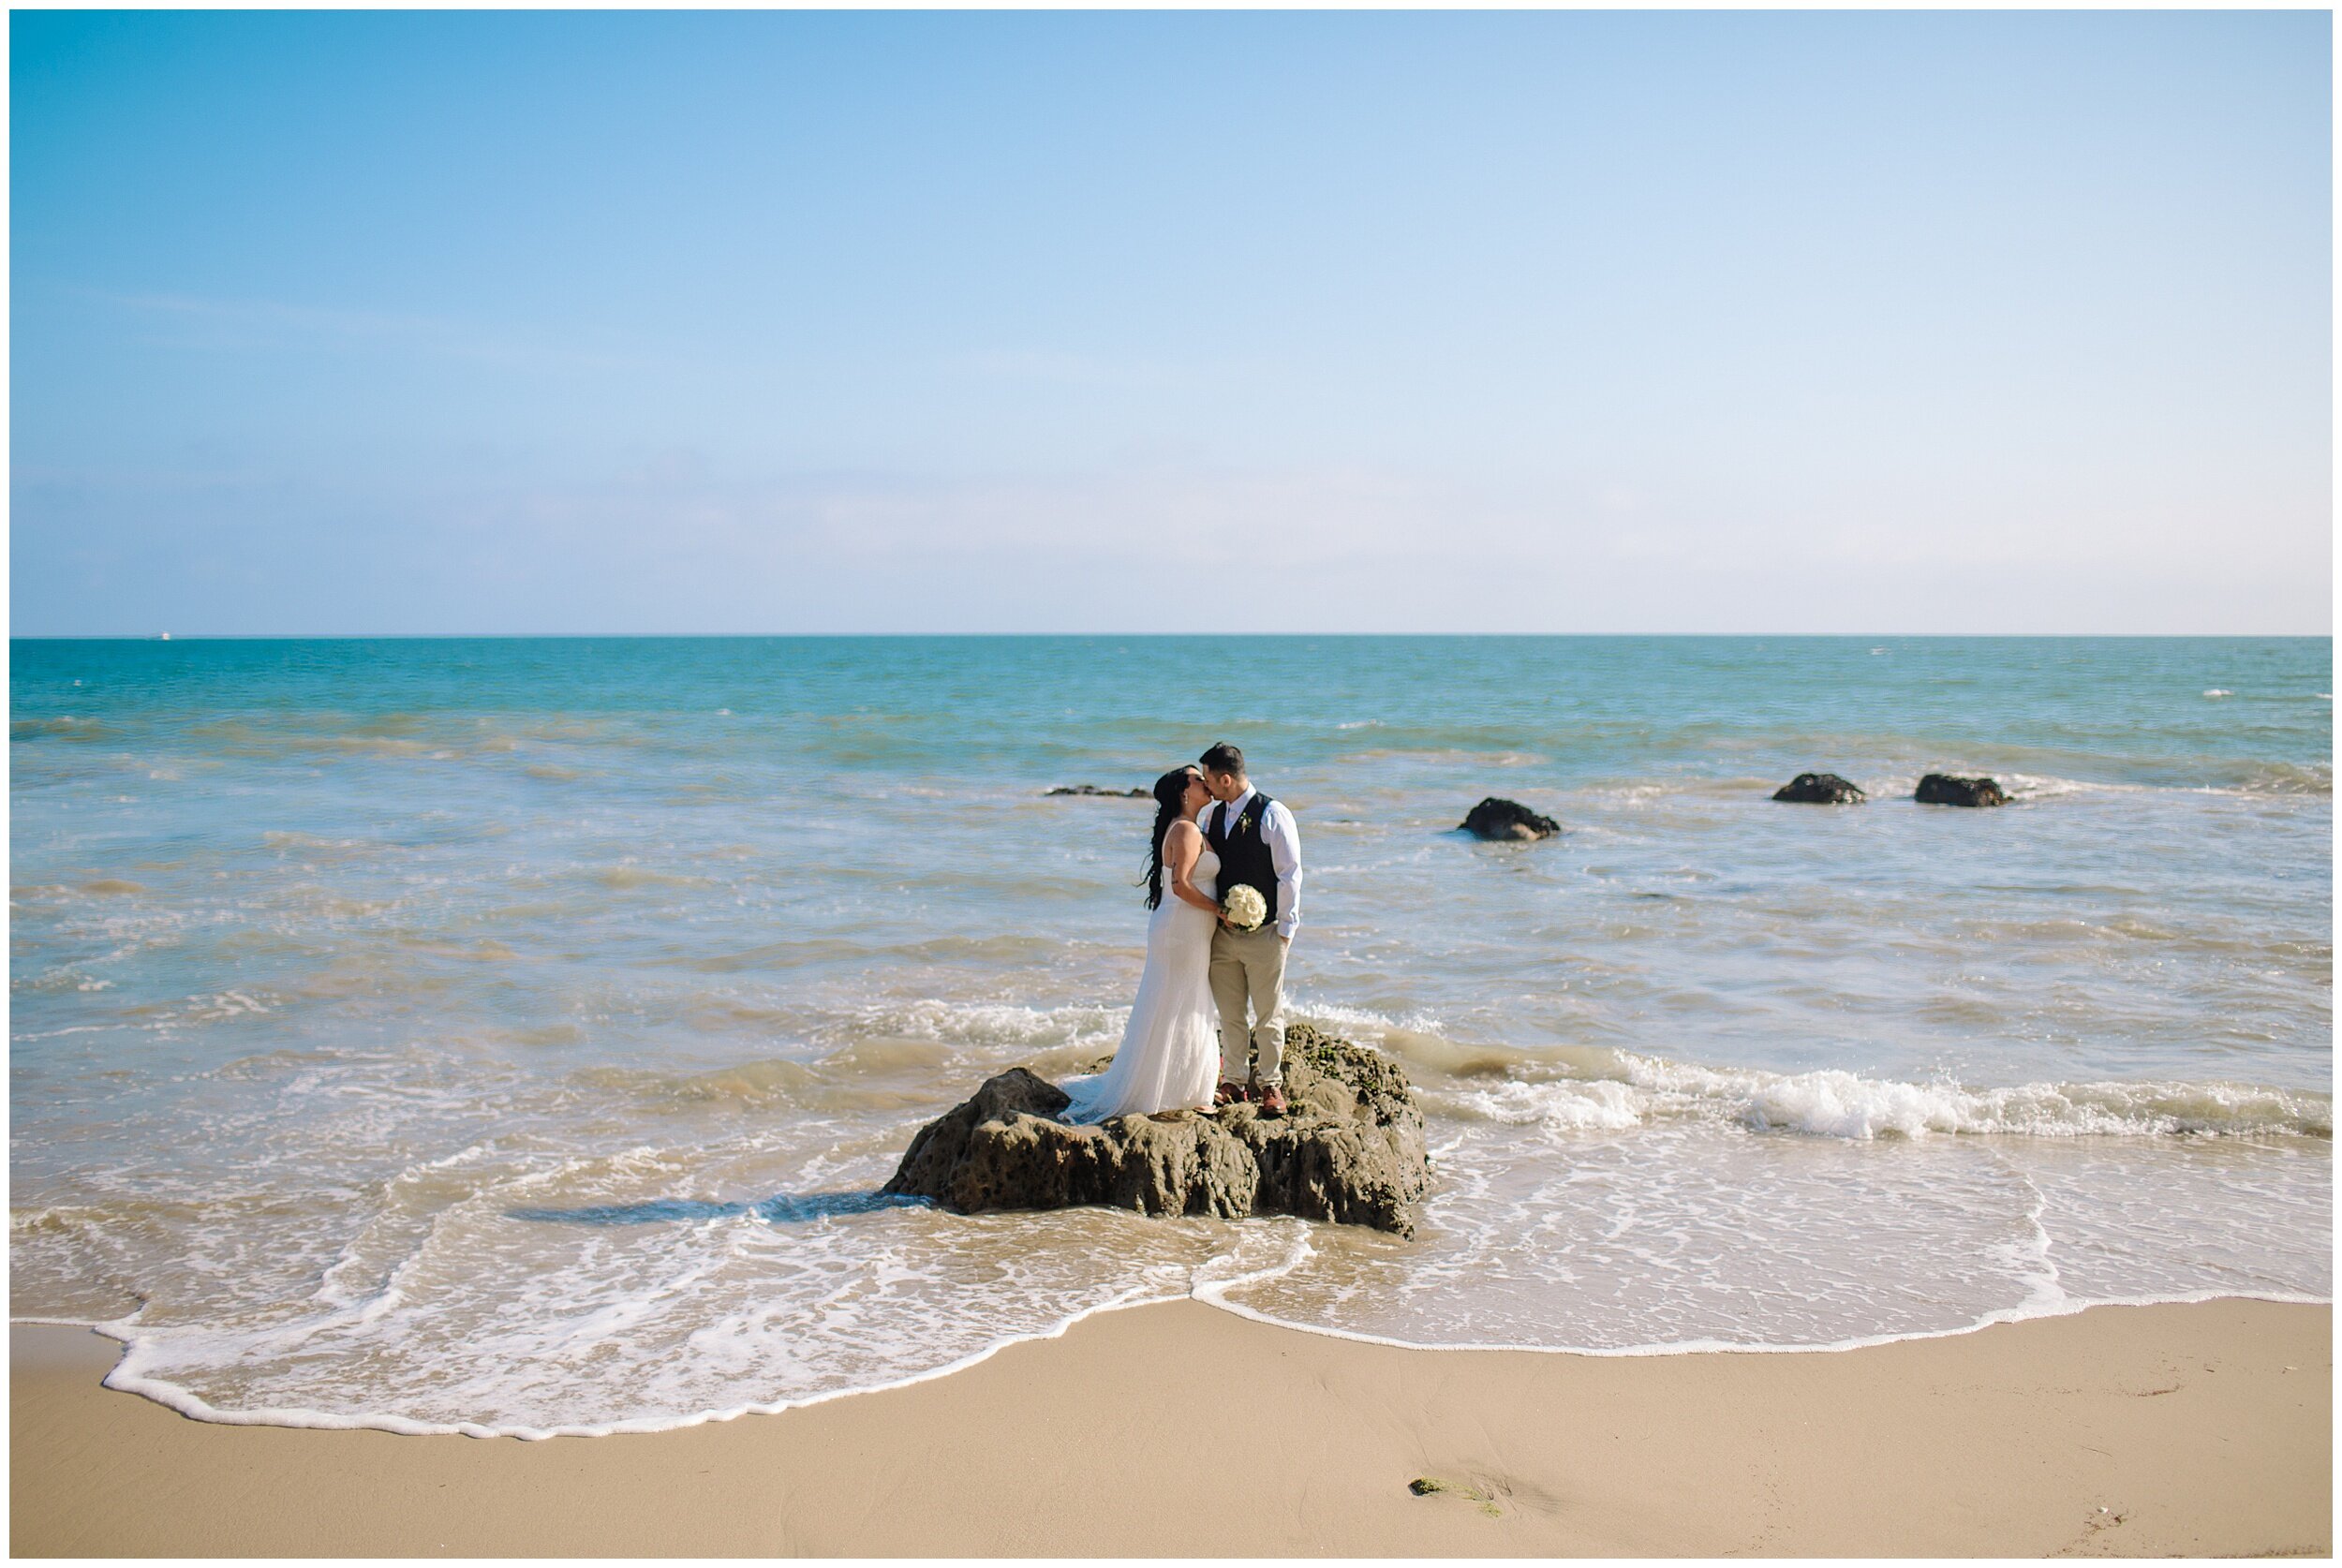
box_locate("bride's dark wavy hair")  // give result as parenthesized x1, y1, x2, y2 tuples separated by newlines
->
(1140, 766, 1200, 910)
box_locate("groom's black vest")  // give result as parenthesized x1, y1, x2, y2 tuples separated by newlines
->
(1206, 791, 1280, 925)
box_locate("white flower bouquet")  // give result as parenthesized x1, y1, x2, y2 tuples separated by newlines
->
(1221, 883, 1267, 934)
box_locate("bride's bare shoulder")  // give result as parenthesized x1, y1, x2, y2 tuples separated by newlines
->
(1165, 817, 1202, 841)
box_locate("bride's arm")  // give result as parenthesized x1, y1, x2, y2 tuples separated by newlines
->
(1164, 822, 1220, 913)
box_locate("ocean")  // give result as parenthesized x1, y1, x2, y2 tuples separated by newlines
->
(9, 634, 2331, 1437)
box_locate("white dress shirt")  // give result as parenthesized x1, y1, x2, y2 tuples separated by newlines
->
(1208, 785, 1302, 939)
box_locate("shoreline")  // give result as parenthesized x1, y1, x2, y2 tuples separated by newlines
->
(14, 1297, 2329, 1556)
(39, 1282, 2335, 1442)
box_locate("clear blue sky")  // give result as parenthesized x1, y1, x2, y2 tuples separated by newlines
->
(10, 9, 2331, 635)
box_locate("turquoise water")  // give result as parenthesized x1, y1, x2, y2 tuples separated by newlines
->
(11, 636, 2332, 1435)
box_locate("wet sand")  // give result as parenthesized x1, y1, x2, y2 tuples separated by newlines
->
(10, 1297, 2329, 1557)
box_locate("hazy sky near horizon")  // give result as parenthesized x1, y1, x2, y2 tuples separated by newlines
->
(11, 9, 2332, 635)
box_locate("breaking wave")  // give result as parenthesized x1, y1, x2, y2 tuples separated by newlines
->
(1429, 1055, 2332, 1141)
(737, 996, 2335, 1144)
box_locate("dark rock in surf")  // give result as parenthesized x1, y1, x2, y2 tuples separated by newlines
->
(1459, 797, 1562, 841)
(881, 1022, 1430, 1235)
(1915, 773, 2009, 808)
(1045, 784, 1149, 799)
(1772, 772, 1867, 805)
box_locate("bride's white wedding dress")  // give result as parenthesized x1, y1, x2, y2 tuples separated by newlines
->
(1060, 844, 1221, 1123)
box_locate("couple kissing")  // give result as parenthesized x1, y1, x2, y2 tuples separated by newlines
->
(1060, 742, 1302, 1124)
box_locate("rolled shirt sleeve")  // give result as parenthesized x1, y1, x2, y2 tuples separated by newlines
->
(1265, 801, 1303, 939)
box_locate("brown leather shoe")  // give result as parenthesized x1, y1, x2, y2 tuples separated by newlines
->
(1257, 1083, 1288, 1117)
(1213, 1081, 1250, 1109)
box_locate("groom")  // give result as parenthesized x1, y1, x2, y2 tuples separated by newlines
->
(1197, 742, 1303, 1117)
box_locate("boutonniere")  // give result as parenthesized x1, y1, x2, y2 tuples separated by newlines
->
(1238, 813, 1253, 834)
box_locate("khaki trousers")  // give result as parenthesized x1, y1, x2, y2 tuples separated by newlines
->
(1208, 924, 1289, 1087)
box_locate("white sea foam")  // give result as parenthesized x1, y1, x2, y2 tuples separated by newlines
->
(1435, 1077, 1645, 1132)
(1189, 1285, 2332, 1361)
(81, 1210, 1325, 1440)
(1286, 1001, 2331, 1142)
(1648, 1058, 2329, 1139)
(12, 1009, 2329, 1440)
(1995, 771, 2131, 801)
(1444, 1053, 2330, 1141)
(1867, 767, 2331, 803)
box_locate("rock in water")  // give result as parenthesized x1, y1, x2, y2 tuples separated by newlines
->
(1772, 772, 1867, 804)
(1045, 784, 1149, 798)
(1915, 773, 2009, 807)
(1459, 797, 1561, 840)
(881, 1022, 1430, 1235)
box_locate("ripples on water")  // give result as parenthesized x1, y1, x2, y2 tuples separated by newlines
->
(10, 636, 2332, 1434)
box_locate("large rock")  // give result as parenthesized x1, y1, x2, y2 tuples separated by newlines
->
(882, 1022, 1430, 1235)
(1459, 797, 1561, 840)
(1772, 772, 1867, 804)
(1045, 784, 1149, 798)
(1916, 773, 2009, 807)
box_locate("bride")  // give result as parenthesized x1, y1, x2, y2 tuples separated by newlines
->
(1060, 765, 1223, 1123)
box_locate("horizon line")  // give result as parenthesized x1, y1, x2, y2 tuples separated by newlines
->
(9, 630, 2335, 643)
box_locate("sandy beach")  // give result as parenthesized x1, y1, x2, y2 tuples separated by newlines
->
(11, 1296, 2327, 1557)
(12, 8, 2332, 1559)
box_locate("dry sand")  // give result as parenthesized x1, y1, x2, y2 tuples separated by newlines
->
(10, 1297, 2329, 1557)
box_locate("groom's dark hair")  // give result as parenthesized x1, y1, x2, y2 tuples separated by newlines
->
(1198, 742, 1245, 777)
